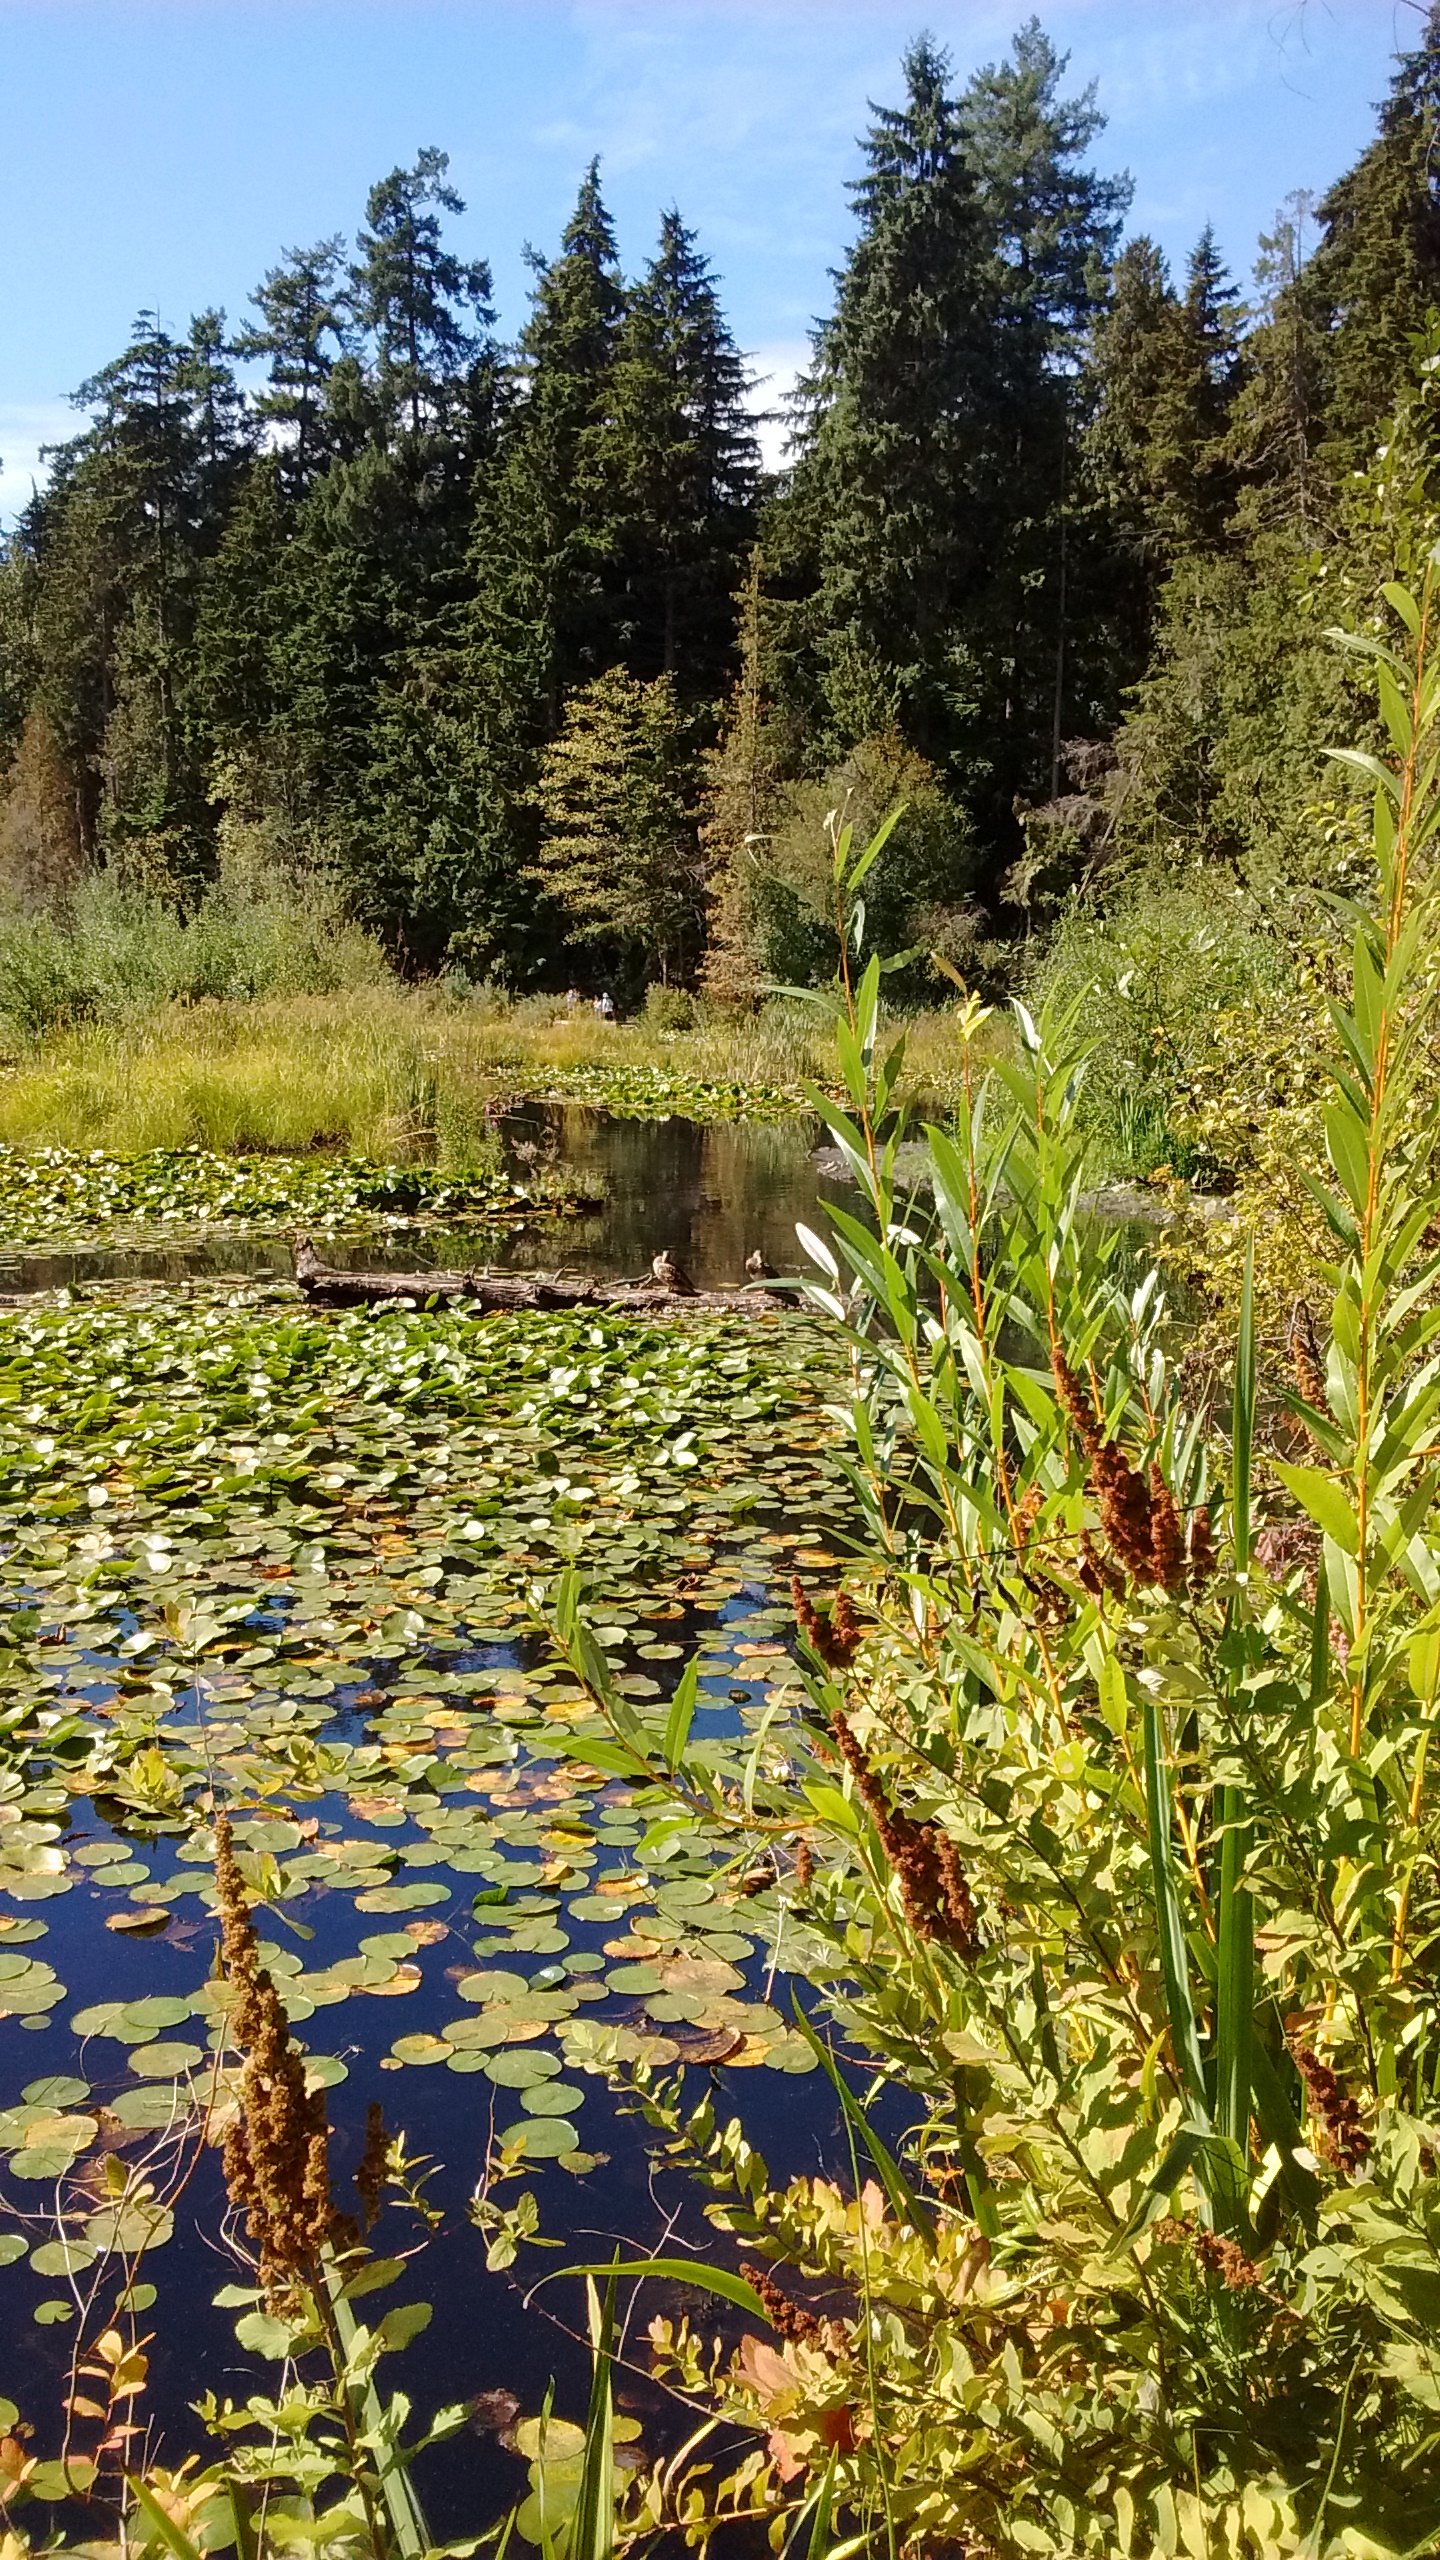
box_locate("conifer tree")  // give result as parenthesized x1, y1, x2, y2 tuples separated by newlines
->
(782, 37, 997, 763)
(235, 238, 349, 496)
(1228, 191, 1326, 538)
(700, 552, 793, 1002)
(468, 161, 626, 740)
(182, 310, 252, 525)
(1308, 2, 1440, 460)
(349, 149, 495, 445)
(958, 17, 1131, 815)
(604, 209, 758, 688)
(531, 666, 703, 987)
(1087, 227, 1240, 573)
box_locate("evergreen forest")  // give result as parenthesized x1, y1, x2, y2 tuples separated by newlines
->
(3, 12, 1437, 1007)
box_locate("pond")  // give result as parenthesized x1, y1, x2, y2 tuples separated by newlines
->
(0, 1113, 886, 2538)
(0, 1109, 837, 1297)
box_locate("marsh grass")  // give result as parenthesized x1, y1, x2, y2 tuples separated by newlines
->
(0, 986, 991, 1156)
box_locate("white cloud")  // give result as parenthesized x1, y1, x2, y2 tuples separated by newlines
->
(0, 405, 70, 526)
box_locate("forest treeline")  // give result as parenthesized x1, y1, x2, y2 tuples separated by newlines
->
(1, 12, 1438, 999)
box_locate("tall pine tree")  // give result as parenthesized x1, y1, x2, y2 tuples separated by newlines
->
(236, 239, 350, 497)
(1307, 2, 1440, 461)
(468, 161, 626, 742)
(604, 209, 758, 688)
(349, 148, 495, 447)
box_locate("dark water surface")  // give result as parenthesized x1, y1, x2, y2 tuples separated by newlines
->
(0, 1109, 839, 1297)
(0, 1114, 884, 2529)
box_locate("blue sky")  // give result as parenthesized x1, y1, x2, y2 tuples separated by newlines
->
(0, 0, 1417, 520)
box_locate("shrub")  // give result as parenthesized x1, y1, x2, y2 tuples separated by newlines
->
(1033, 872, 1286, 1179)
(550, 610, 1440, 2552)
(640, 983, 696, 1033)
(0, 853, 386, 1045)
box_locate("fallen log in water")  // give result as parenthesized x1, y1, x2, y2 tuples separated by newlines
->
(292, 1235, 780, 1315)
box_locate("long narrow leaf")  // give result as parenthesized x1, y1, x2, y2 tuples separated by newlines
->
(1232, 1243, 1255, 1575)
(538, 2258, 769, 2320)
(127, 2480, 207, 2560)
(663, 1656, 699, 1774)
(1141, 1696, 1208, 2117)
(1214, 1783, 1254, 2217)
(571, 2268, 618, 2560)
(327, 2256, 428, 2557)
(789, 1994, 942, 2251)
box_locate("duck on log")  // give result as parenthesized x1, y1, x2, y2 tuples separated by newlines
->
(292, 1236, 783, 1314)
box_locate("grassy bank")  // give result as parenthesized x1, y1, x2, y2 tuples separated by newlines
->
(0, 984, 988, 1155)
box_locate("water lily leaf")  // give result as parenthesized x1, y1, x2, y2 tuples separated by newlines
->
(0, 2233, 27, 2265)
(485, 2050, 561, 2088)
(109, 2085, 190, 2129)
(605, 1963, 666, 1995)
(355, 1882, 451, 1912)
(390, 2034, 452, 2065)
(85, 2201, 175, 2252)
(130, 2042, 206, 2078)
(70, 2003, 124, 2037)
(513, 2417, 587, 2463)
(305, 2056, 349, 2090)
(22, 2076, 89, 2107)
(13, 2146, 87, 2180)
(519, 2082, 584, 2117)
(762, 2034, 820, 2074)
(456, 1969, 530, 2004)
(30, 2237, 99, 2276)
(498, 2116, 580, 2158)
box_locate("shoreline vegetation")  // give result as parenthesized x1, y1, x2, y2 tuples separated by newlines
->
(4, 8, 1440, 2554)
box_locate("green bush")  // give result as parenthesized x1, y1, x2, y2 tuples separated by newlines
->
(551, 609, 1440, 2552)
(0, 855, 386, 1044)
(1033, 873, 1285, 1179)
(640, 982, 697, 1032)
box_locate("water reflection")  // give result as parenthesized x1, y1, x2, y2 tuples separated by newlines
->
(0, 1109, 846, 1296)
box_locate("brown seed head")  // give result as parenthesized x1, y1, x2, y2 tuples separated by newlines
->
(1148, 1464, 1187, 1594)
(1193, 2229, 1263, 2291)
(1292, 2044, 1371, 2175)
(792, 1573, 862, 1669)
(214, 1812, 337, 2303)
(1051, 1348, 1100, 1455)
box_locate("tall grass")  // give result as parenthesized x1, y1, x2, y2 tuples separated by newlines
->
(0, 853, 1000, 1156)
(0, 988, 831, 1156)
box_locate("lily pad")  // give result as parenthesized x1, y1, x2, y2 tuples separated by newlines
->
(499, 2115, 581, 2158)
(22, 2075, 88, 2108)
(130, 2041, 206, 2078)
(355, 1882, 451, 1912)
(485, 2050, 561, 2089)
(519, 2082, 584, 2117)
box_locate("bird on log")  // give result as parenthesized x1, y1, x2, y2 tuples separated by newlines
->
(292, 1236, 778, 1315)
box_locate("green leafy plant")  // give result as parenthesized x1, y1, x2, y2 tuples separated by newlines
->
(539, 598, 1440, 2554)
